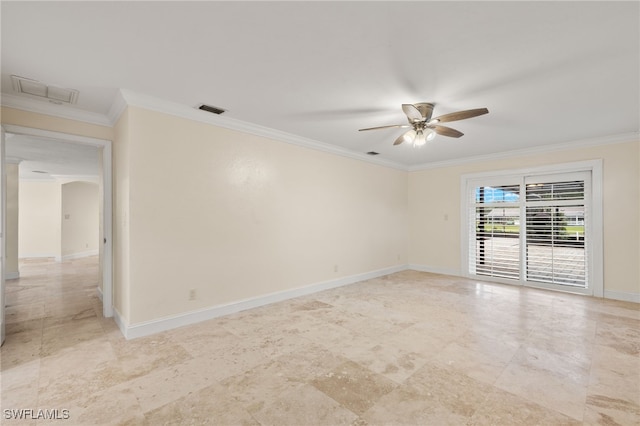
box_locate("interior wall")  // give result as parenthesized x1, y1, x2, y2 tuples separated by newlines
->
(408, 139, 640, 299)
(61, 181, 99, 259)
(122, 106, 408, 324)
(5, 162, 19, 277)
(18, 181, 61, 259)
(113, 108, 131, 321)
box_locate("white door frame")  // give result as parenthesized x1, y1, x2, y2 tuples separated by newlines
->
(2, 124, 113, 318)
(460, 159, 603, 298)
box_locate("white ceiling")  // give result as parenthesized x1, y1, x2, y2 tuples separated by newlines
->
(1, 1, 638, 169)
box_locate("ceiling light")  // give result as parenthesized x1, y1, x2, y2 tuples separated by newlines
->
(402, 130, 417, 144)
(413, 128, 436, 147)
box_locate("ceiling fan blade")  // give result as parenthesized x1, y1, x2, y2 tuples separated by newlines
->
(359, 124, 410, 132)
(394, 129, 415, 145)
(431, 108, 489, 124)
(402, 104, 423, 122)
(433, 125, 464, 138)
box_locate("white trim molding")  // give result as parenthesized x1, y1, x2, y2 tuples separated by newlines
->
(5, 272, 19, 280)
(4, 124, 114, 319)
(408, 264, 461, 277)
(1, 93, 114, 127)
(19, 254, 58, 260)
(116, 90, 407, 171)
(118, 264, 408, 340)
(4, 89, 637, 173)
(604, 290, 640, 304)
(410, 132, 639, 172)
(61, 250, 99, 261)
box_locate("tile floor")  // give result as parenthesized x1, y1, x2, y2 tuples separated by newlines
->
(1, 256, 639, 425)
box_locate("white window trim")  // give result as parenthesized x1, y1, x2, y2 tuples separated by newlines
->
(460, 160, 603, 297)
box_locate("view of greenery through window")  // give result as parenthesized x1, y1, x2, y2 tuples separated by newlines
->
(472, 178, 587, 287)
(475, 181, 585, 246)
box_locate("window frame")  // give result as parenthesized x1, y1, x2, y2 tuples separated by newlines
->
(460, 160, 603, 297)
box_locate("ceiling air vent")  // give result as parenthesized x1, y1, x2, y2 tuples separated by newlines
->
(198, 104, 225, 115)
(366, 151, 380, 156)
(11, 75, 79, 104)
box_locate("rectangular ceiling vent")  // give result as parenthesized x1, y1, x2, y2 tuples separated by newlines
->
(198, 104, 225, 115)
(11, 75, 79, 104)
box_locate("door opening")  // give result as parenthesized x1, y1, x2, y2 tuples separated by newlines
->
(1, 125, 112, 334)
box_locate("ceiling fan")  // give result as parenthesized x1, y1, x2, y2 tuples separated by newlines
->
(359, 103, 489, 147)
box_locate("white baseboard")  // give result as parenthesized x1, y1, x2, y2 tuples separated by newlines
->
(604, 290, 640, 303)
(19, 254, 58, 260)
(5, 271, 19, 280)
(408, 264, 462, 277)
(120, 264, 409, 340)
(62, 250, 99, 261)
(410, 264, 639, 304)
(113, 307, 128, 338)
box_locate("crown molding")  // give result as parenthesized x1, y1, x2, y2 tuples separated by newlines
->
(107, 90, 128, 125)
(1, 93, 113, 127)
(117, 90, 407, 171)
(4, 89, 406, 171)
(408, 132, 640, 172)
(5, 89, 637, 174)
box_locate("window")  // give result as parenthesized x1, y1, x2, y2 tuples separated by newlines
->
(462, 162, 602, 296)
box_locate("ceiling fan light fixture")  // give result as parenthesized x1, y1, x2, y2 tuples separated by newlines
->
(413, 128, 435, 147)
(359, 102, 488, 147)
(402, 129, 416, 144)
(413, 130, 427, 147)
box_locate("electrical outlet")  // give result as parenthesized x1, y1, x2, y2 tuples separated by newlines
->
(189, 289, 197, 301)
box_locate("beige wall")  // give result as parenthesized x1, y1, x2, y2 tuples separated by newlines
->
(3, 104, 638, 331)
(18, 181, 62, 259)
(61, 181, 99, 258)
(5, 163, 19, 276)
(121, 106, 408, 324)
(113, 108, 131, 321)
(408, 140, 640, 296)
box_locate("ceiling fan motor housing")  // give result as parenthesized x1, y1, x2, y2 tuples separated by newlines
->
(413, 103, 435, 121)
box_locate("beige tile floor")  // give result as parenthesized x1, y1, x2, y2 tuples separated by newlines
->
(1, 256, 639, 425)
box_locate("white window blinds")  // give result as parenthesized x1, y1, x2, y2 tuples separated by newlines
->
(468, 171, 590, 290)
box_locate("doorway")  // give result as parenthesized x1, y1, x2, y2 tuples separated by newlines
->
(461, 160, 603, 297)
(0, 125, 112, 348)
